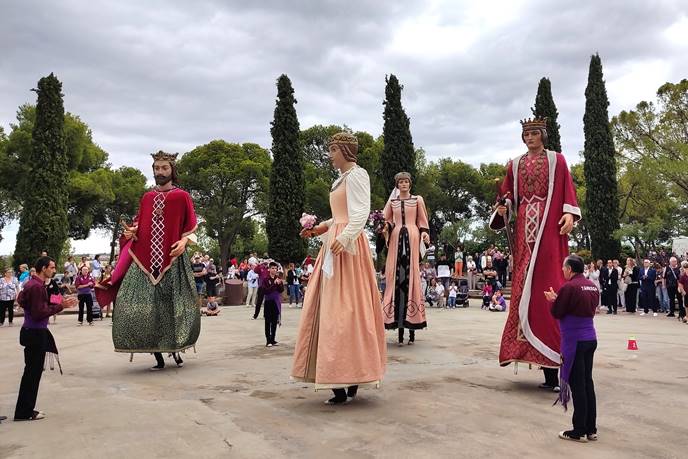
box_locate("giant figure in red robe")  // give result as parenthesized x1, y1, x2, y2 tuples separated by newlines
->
(490, 117, 580, 375)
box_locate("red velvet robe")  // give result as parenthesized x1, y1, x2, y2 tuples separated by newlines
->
(96, 187, 197, 306)
(490, 151, 580, 368)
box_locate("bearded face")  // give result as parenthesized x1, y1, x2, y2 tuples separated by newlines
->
(153, 160, 174, 186)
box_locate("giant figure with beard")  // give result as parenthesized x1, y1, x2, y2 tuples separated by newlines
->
(96, 151, 200, 370)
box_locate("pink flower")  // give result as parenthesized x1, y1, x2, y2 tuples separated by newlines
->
(300, 213, 317, 230)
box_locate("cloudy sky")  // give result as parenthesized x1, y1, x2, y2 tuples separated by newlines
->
(1, 0, 687, 254)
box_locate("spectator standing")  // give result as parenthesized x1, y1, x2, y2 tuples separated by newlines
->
(495, 253, 508, 289)
(483, 257, 498, 291)
(1, 268, 20, 326)
(454, 245, 464, 278)
(74, 266, 95, 325)
(63, 256, 77, 284)
(286, 263, 300, 307)
(246, 266, 259, 307)
(655, 262, 669, 313)
(664, 257, 684, 319)
(191, 255, 207, 295)
(678, 262, 688, 324)
(205, 259, 219, 300)
(447, 281, 458, 309)
(601, 260, 618, 314)
(622, 258, 639, 314)
(613, 260, 625, 309)
(91, 255, 103, 279)
(436, 255, 451, 290)
(426, 243, 436, 267)
(639, 260, 657, 317)
(466, 256, 477, 290)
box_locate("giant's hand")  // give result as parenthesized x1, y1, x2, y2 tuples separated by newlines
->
(300, 223, 327, 239)
(170, 237, 189, 257)
(559, 213, 574, 235)
(330, 239, 345, 255)
(496, 205, 507, 217)
(422, 232, 430, 244)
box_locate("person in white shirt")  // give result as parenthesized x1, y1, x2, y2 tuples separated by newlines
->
(245, 266, 259, 307)
(466, 256, 477, 290)
(447, 281, 458, 309)
(91, 254, 102, 279)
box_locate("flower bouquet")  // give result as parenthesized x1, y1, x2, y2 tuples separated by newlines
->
(300, 213, 317, 231)
(368, 210, 385, 234)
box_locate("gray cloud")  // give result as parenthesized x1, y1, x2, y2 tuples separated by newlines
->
(1, 0, 687, 175)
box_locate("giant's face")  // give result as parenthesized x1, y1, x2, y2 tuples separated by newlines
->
(153, 160, 173, 186)
(397, 178, 411, 193)
(328, 144, 344, 169)
(522, 129, 544, 149)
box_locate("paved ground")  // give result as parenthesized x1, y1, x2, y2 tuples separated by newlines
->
(1, 301, 687, 459)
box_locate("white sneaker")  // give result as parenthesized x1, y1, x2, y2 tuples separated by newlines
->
(640, 312, 646, 316)
(653, 313, 658, 317)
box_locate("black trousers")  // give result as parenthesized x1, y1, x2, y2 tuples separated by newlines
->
(0, 299, 14, 324)
(399, 328, 415, 343)
(497, 270, 507, 288)
(253, 287, 265, 319)
(14, 329, 47, 419)
(667, 286, 685, 318)
(624, 285, 638, 313)
(264, 301, 279, 344)
(78, 293, 94, 323)
(543, 367, 559, 386)
(569, 340, 597, 436)
(640, 289, 657, 313)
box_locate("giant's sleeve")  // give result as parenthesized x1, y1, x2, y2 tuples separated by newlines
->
(336, 167, 371, 254)
(417, 196, 430, 234)
(560, 154, 582, 221)
(182, 191, 199, 244)
(489, 160, 514, 231)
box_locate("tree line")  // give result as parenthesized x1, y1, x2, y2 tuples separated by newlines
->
(2, 56, 686, 269)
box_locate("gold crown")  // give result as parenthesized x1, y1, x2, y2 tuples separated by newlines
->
(151, 150, 178, 163)
(520, 117, 548, 131)
(328, 132, 358, 147)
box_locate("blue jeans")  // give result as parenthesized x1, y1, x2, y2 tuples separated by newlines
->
(448, 297, 456, 308)
(195, 281, 205, 295)
(656, 286, 669, 311)
(288, 284, 300, 304)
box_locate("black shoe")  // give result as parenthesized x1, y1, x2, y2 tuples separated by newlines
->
(666, 313, 675, 317)
(150, 364, 165, 371)
(558, 430, 588, 443)
(172, 353, 184, 367)
(325, 389, 349, 405)
(346, 385, 359, 398)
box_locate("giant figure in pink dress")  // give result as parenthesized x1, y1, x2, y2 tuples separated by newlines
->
(382, 171, 430, 345)
(292, 132, 386, 405)
(490, 117, 580, 388)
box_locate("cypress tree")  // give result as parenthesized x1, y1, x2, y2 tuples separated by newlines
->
(380, 74, 416, 195)
(583, 54, 620, 261)
(532, 77, 562, 152)
(266, 74, 306, 263)
(14, 73, 70, 267)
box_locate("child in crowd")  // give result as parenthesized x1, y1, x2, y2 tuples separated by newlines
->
(202, 297, 220, 316)
(447, 281, 458, 309)
(489, 290, 507, 311)
(262, 262, 284, 347)
(481, 283, 493, 309)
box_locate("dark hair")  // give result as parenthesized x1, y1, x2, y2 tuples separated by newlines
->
(269, 261, 278, 268)
(35, 256, 55, 273)
(564, 254, 585, 274)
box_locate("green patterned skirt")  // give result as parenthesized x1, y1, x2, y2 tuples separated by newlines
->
(112, 253, 201, 353)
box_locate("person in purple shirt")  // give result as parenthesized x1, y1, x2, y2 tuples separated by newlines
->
(14, 257, 77, 421)
(544, 254, 599, 443)
(74, 265, 95, 325)
(252, 261, 269, 320)
(261, 262, 284, 347)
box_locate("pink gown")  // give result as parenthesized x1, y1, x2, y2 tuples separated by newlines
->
(291, 167, 386, 389)
(382, 196, 430, 330)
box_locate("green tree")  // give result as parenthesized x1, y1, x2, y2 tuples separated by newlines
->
(0, 127, 20, 241)
(612, 79, 688, 199)
(177, 140, 271, 270)
(568, 162, 591, 251)
(300, 124, 341, 181)
(583, 54, 620, 261)
(380, 74, 416, 195)
(102, 167, 147, 261)
(532, 77, 562, 152)
(267, 74, 306, 263)
(1, 103, 110, 240)
(14, 73, 70, 266)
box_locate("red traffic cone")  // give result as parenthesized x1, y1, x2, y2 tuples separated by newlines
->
(627, 336, 638, 351)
